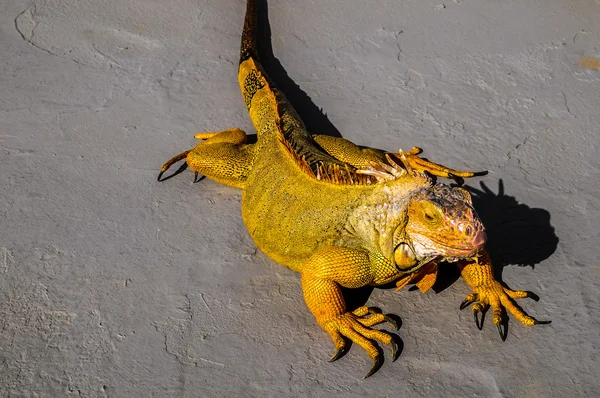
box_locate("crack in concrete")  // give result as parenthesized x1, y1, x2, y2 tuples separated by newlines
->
(562, 90, 576, 118)
(91, 43, 125, 71)
(14, 6, 87, 67)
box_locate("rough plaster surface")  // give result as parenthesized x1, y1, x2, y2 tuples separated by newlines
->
(1, 0, 599, 396)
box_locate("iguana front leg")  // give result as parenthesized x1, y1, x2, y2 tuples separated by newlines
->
(312, 135, 487, 180)
(458, 250, 550, 340)
(301, 247, 400, 378)
(158, 128, 255, 188)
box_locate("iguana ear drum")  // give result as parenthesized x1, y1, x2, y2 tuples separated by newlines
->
(394, 243, 417, 269)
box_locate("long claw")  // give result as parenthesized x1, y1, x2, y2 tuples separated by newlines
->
(474, 310, 485, 330)
(157, 170, 165, 182)
(193, 171, 205, 184)
(364, 355, 383, 379)
(460, 297, 475, 310)
(497, 322, 507, 341)
(390, 335, 403, 362)
(383, 315, 399, 330)
(460, 299, 471, 310)
(533, 319, 552, 325)
(329, 345, 348, 362)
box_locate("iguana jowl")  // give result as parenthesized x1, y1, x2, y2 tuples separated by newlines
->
(159, 0, 549, 377)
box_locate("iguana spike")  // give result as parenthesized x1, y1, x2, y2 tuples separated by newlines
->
(384, 154, 407, 177)
(356, 161, 396, 182)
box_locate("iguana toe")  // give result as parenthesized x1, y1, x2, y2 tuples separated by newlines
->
(395, 147, 488, 180)
(321, 308, 397, 376)
(353, 306, 400, 330)
(158, 150, 192, 182)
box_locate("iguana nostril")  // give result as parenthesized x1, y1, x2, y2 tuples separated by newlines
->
(465, 225, 472, 236)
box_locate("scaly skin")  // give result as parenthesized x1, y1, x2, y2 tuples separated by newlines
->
(158, 0, 549, 377)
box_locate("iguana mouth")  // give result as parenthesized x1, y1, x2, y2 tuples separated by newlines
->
(430, 241, 483, 258)
(427, 228, 486, 256)
(413, 232, 485, 261)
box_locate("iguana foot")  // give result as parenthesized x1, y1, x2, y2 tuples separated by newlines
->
(158, 149, 192, 182)
(395, 147, 488, 181)
(458, 251, 551, 340)
(158, 128, 255, 188)
(460, 282, 551, 340)
(321, 306, 399, 378)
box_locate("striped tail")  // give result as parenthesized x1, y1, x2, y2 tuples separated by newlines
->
(240, 0, 258, 63)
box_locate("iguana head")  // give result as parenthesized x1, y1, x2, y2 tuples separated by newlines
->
(393, 183, 486, 269)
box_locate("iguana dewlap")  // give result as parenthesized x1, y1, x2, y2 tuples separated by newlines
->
(159, 0, 549, 377)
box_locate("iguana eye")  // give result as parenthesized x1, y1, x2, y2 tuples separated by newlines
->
(422, 204, 440, 224)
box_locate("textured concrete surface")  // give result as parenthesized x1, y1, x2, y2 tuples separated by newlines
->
(1, 0, 599, 396)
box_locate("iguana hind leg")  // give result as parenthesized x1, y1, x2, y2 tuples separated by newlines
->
(312, 135, 387, 169)
(395, 147, 487, 180)
(313, 135, 487, 181)
(159, 128, 255, 189)
(301, 247, 400, 378)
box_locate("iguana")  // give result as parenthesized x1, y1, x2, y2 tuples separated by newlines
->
(158, 0, 549, 377)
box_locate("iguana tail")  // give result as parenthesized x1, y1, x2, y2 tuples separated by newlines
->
(236, 0, 371, 184)
(240, 0, 258, 63)
(238, 0, 306, 144)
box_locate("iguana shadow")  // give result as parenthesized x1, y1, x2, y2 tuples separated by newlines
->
(430, 179, 559, 293)
(254, 0, 342, 139)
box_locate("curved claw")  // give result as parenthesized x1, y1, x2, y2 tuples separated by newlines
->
(383, 315, 400, 330)
(497, 322, 508, 341)
(193, 171, 206, 184)
(364, 355, 384, 379)
(329, 345, 348, 362)
(460, 295, 478, 310)
(157, 170, 166, 182)
(460, 299, 472, 310)
(390, 335, 403, 362)
(474, 309, 485, 330)
(533, 319, 552, 325)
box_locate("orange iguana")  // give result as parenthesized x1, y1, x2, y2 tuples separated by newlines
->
(158, 0, 549, 377)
